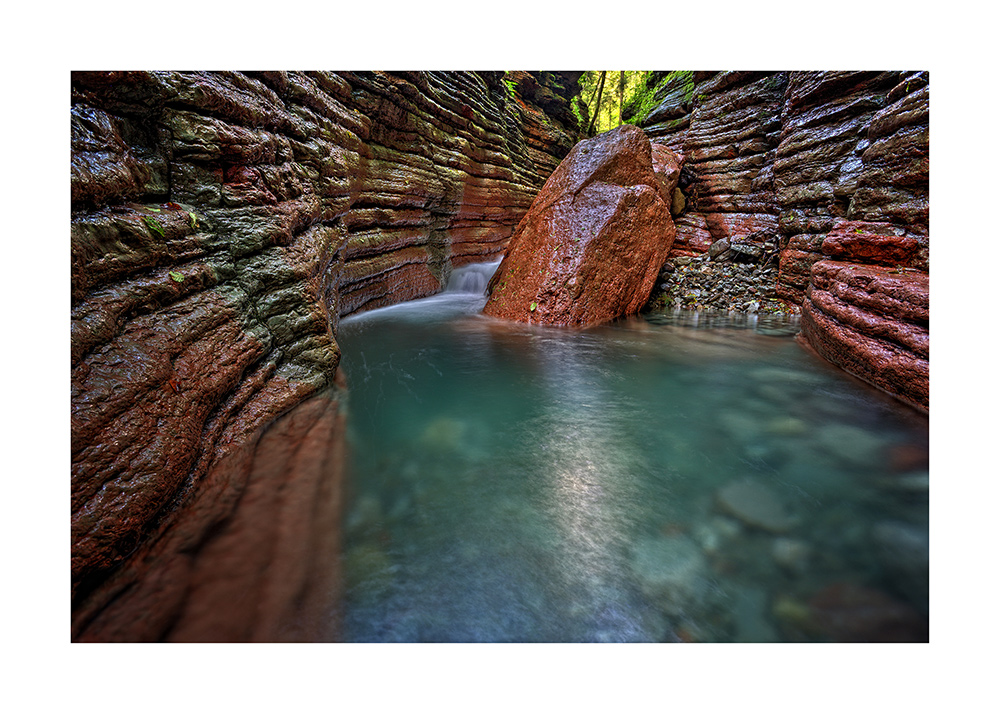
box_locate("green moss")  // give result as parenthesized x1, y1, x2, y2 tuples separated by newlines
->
(621, 71, 658, 125)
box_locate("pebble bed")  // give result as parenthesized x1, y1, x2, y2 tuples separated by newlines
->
(645, 251, 799, 316)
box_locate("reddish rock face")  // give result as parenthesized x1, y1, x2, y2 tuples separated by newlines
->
(73, 390, 346, 642)
(70, 71, 582, 639)
(798, 259, 929, 411)
(651, 143, 683, 197)
(821, 220, 919, 266)
(483, 125, 676, 327)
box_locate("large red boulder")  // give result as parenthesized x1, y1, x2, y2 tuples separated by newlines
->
(483, 124, 676, 327)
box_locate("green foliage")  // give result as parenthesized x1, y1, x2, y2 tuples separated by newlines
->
(142, 215, 165, 238)
(529, 301, 538, 312)
(621, 72, 668, 126)
(570, 93, 588, 130)
(168, 271, 184, 283)
(503, 77, 518, 99)
(189, 212, 199, 229)
(576, 71, 686, 135)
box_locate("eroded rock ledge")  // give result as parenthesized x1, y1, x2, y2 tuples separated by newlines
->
(70, 71, 580, 640)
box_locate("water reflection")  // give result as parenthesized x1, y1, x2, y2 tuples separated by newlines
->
(336, 262, 928, 642)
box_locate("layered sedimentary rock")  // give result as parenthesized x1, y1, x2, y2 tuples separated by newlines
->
(790, 73, 929, 411)
(799, 260, 928, 411)
(640, 71, 929, 410)
(773, 71, 927, 303)
(644, 71, 786, 258)
(71, 71, 579, 640)
(483, 125, 675, 327)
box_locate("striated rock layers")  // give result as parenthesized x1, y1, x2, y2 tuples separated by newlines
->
(71, 70, 580, 640)
(483, 124, 676, 327)
(643, 71, 786, 259)
(641, 71, 928, 410)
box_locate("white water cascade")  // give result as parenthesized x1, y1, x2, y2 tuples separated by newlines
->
(444, 259, 502, 294)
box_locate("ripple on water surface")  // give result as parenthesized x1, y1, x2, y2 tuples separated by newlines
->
(336, 264, 929, 642)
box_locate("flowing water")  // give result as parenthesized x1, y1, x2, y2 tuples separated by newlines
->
(335, 261, 929, 642)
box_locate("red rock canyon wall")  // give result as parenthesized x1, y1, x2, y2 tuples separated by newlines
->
(641, 71, 929, 410)
(70, 70, 581, 640)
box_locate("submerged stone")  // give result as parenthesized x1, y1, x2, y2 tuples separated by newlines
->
(771, 537, 812, 572)
(807, 582, 928, 642)
(871, 520, 929, 613)
(714, 479, 799, 533)
(732, 585, 780, 642)
(630, 534, 710, 616)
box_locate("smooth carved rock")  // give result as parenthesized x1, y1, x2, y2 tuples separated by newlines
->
(73, 391, 346, 642)
(483, 125, 676, 327)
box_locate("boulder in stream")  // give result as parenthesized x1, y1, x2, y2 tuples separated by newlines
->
(483, 124, 676, 327)
(714, 479, 800, 533)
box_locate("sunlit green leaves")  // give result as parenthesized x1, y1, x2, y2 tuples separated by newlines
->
(578, 71, 654, 135)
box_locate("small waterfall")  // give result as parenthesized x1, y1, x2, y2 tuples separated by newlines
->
(444, 259, 502, 294)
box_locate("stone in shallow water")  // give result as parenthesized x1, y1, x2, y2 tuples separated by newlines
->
(874, 471, 930, 494)
(765, 416, 808, 436)
(344, 543, 394, 594)
(714, 479, 799, 533)
(816, 422, 886, 468)
(807, 582, 928, 642)
(345, 494, 383, 537)
(691, 516, 742, 555)
(630, 534, 710, 616)
(420, 416, 467, 452)
(871, 520, 929, 613)
(771, 537, 812, 572)
(732, 585, 779, 642)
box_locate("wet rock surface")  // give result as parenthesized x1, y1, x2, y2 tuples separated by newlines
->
(483, 124, 676, 327)
(639, 71, 929, 410)
(70, 71, 579, 641)
(799, 259, 928, 411)
(73, 391, 346, 642)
